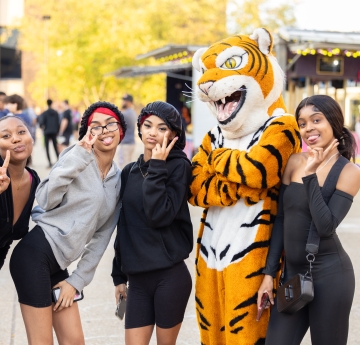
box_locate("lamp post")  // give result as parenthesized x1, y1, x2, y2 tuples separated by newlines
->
(42, 15, 51, 101)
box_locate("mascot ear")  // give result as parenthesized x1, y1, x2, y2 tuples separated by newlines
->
(249, 28, 273, 55)
(192, 47, 208, 72)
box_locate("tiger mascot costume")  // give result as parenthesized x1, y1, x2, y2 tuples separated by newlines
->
(189, 28, 301, 344)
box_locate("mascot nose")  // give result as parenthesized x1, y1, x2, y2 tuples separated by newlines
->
(199, 81, 214, 95)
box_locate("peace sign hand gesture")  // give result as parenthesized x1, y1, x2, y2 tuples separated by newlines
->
(77, 127, 98, 153)
(305, 139, 339, 175)
(152, 131, 178, 161)
(0, 150, 11, 194)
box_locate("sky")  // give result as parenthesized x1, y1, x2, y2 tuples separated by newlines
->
(276, 0, 360, 32)
(0, 0, 24, 26)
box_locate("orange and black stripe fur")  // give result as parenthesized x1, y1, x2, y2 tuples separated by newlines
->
(189, 28, 301, 345)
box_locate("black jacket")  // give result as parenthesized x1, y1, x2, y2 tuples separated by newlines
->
(112, 150, 193, 285)
(0, 157, 40, 269)
(38, 108, 60, 135)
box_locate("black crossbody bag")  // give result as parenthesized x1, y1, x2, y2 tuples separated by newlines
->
(277, 156, 348, 314)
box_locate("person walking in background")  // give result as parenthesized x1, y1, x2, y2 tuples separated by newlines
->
(0, 115, 40, 270)
(258, 95, 360, 345)
(3, 94, 32, 128)
(117, 94, 137, 169)
(112, 101, 193, 345)
(58, 100, 73, 153)
(72, 106, 81, 139)
(38, 99, 60, 168)
(355, 116, 360, 142)
(23, 101, 38, 142)
(9, 101, 126, 345)
(0, 92, 10, 118)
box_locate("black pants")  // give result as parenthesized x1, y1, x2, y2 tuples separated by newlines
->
(44, 133, 59, 166)
(266, 260, 355, 345)
(125, 261, 192, 329)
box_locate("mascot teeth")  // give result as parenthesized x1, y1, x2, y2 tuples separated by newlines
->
(214, 89, 246, 124)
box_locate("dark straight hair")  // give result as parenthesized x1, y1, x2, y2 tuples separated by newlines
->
(295, 95, 357, 161)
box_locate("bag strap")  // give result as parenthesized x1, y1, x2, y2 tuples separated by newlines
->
(280, 156, 348, 284)
(306, 155, 349, 254)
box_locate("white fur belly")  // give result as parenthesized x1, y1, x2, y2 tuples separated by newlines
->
(200, 199, 264, 271)
(201, 126, 267, 271)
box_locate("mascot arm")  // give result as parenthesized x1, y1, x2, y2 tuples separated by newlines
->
(189, 133, 240, 207)
(209, 116, 301, 191)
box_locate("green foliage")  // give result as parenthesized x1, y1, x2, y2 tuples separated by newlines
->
(20, 0, 227, 107)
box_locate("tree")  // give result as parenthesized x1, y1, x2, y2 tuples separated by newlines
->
(228, 0, 298, 35)
(20, 0, 227, 108)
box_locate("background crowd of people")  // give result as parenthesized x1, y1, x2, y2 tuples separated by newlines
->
(0, 92, 139, 170)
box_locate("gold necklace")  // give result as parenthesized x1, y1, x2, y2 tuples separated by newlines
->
(15, 170, 25, 190)
(316, 152, 339, 173)
(139, 157, 148, 178)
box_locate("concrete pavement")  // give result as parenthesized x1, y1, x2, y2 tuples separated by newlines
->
(1, 133, 360, 344)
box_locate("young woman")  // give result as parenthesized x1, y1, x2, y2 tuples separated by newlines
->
(0, 115, 40, 269)
(9, 101, 126, 345)
(112, 101, 193, 345)
(257, 95, 360, 345)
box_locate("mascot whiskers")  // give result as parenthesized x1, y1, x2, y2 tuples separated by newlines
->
(189, 28, 301, 345)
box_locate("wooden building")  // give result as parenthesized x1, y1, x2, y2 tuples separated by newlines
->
(275, 28, 360, 128)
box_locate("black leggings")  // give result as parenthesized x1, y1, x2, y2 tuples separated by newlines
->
(266, 266, 355, 345)
(125, 261, 192, 329)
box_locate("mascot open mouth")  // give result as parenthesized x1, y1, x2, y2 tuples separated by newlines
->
(213, 86, 247, 125)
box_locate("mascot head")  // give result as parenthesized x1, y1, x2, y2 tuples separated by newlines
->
(192, 28, 286, 139)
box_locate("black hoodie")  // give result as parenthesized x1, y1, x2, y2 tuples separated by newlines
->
(38, 107, 60, 135)
(0, 157, 40, 269)
(112, 150, 193, 285)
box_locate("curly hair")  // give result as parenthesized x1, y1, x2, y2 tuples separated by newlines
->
(78, 101, 127, 144)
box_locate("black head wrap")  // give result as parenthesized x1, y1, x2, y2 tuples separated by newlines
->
(78, 101, 127, 144)
(137, 101, 186, 150)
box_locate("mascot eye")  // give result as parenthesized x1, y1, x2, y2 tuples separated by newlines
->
(201, 67, 205, 74)
(221, 56, 242, 69)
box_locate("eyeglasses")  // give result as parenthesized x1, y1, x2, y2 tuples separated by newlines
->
(90, 122, 120, 136)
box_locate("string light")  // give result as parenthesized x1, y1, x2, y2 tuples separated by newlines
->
(158, 51, 190, 63)
(294, 48, 360, 58)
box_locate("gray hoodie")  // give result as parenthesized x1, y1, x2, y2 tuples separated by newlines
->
(32, 144, 121, 292)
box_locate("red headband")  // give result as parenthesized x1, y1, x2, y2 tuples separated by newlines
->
(87, 107, 120, 126)
(139, 114, 152, 125)
(88, 107, 124, 141)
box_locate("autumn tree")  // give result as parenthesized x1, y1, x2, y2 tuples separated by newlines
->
(228, 0, 297, 35)
(20, 0, 227, 107)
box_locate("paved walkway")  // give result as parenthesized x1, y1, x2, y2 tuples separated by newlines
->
(1, 133, 360, 344)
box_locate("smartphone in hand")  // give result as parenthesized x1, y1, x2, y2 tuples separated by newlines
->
(115, 295, 126, 320)
(256, 292, 270, 321)
(52, 287, 84, 303)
